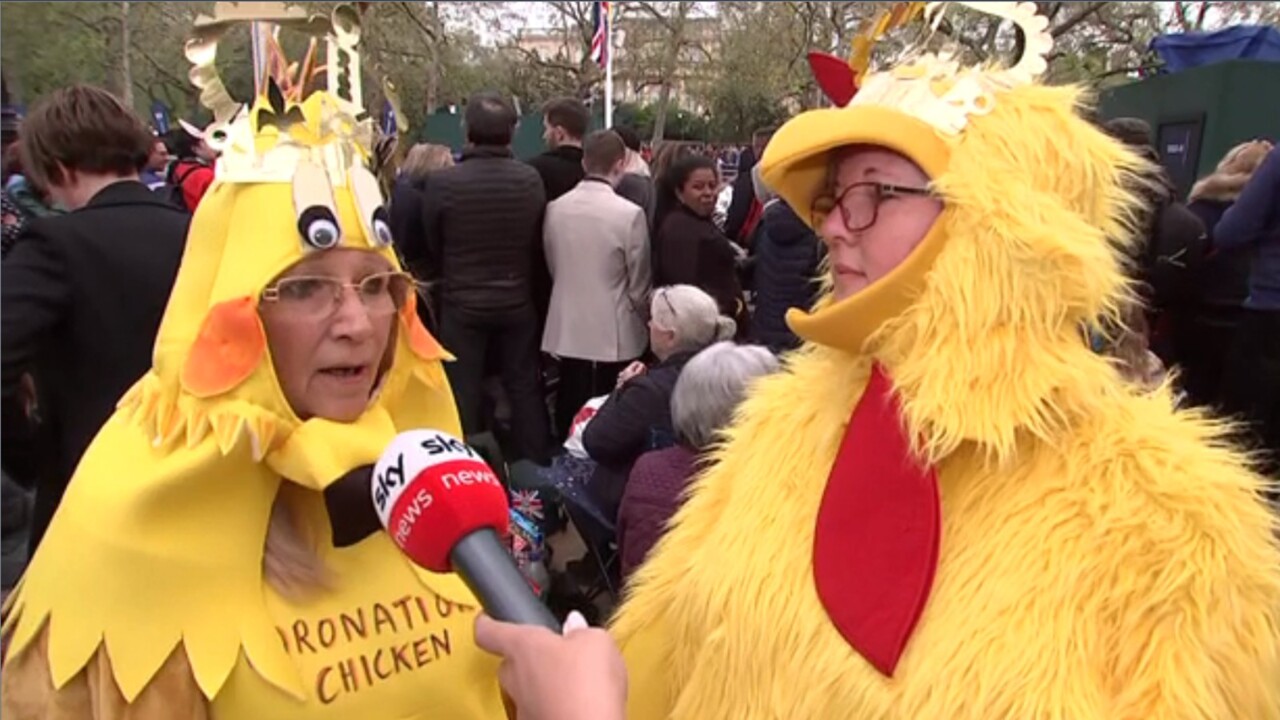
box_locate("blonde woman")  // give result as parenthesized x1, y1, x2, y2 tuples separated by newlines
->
(1179, 139, 1273, 406)
(390, 142, 455, 256)
(402, 143, 457, 181)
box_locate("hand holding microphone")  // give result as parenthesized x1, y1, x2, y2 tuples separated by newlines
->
(475, 612, 628, 720)
(371, 430, 560, 631)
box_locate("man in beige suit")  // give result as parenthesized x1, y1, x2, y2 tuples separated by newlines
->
(543, 130, 652, 439)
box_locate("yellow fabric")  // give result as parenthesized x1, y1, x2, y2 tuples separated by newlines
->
(2, 90, 503, 719)
(613, 80, 1280, 719)
(214, 511, 502, 720)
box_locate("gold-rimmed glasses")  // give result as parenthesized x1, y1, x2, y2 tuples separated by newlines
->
(260, 271, 417, 320)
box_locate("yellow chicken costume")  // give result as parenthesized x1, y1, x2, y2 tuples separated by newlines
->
(2, 5, 504, 719)
(613, 3, 1280, 718)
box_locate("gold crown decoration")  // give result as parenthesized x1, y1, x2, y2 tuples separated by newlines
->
(848, 1, 1053, 136)
(183, 2, 388, 185)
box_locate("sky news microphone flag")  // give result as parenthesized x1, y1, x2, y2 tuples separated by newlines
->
(612, 2, 1280, 718)
(1, 3, 506, 719)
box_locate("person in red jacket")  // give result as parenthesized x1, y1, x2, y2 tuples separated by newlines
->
(166, 120, 218, 211)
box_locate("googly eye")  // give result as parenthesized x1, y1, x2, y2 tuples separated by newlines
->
(371, 207, 393, 247)
(297, 206, 340, 250)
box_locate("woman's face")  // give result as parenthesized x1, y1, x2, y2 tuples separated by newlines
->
(818, 146, 943, 300)
(259, 248, 400, 422)
(677, 167, 719, 217)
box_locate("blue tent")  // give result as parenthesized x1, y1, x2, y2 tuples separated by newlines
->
(1152, 25, 1280, 73)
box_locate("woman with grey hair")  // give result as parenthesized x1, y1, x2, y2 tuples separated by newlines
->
(616, 341, 779, 582)
(580, 285, 736, 522)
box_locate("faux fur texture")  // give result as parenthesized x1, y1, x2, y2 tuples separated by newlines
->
(612, 82, 1280, 719)
(869, 84, 1149, 468)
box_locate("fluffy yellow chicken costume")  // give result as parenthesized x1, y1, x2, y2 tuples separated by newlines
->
(613, 3, 1280, 718)
(2, 6, 503, 719)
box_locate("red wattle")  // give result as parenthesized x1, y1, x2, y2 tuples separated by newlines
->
(812, 363, 940, 677)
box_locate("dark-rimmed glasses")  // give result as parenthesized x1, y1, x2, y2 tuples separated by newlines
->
(648, 287, 679, 330)
(260, 271, 416, 320)
(655, 287, 677, 322)
(811, 181, 936, 233)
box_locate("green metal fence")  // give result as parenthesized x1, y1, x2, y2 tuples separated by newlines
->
(1099, 60, 1280, 198)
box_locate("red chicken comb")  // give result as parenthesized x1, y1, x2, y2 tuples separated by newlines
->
(808, 51, 859, 108)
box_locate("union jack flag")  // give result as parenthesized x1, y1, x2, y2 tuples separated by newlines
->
(511, 489, 545, 520)
(590, 1, 613, 69)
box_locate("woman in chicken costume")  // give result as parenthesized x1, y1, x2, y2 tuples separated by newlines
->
(613, 3, 1280, 718)
(1, 5, 504, 719)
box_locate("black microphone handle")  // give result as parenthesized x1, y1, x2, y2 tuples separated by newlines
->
(450, 527, 562, 632)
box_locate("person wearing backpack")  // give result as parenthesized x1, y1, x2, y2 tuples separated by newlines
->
(165, 121, 217, 211)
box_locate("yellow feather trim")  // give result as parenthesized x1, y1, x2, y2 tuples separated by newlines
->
(117, 373, 288, 460)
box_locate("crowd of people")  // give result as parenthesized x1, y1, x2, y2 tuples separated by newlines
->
(1, 1, 1279, 713)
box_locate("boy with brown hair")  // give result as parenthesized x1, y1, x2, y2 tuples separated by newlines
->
(2, 84, 191, 554)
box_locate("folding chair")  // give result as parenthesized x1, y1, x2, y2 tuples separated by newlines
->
(465, 431, 508, 488)
(557, 481, 620, 603)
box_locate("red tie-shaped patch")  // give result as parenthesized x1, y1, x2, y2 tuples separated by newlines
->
(813, 363, 940, 677)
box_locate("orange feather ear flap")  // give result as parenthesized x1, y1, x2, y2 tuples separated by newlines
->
(181, 297, 267, 398)
(400, 296, 447, 361)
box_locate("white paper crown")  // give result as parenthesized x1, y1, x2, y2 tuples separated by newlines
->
(850, 2, 1053, 136)
(184, 2, 376, 185)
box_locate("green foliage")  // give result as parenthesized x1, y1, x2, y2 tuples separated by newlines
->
(614, 102, 654, 136)
(3, 1, 1264, 143)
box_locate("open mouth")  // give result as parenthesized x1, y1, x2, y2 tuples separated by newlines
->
(319, 364, 370, 381)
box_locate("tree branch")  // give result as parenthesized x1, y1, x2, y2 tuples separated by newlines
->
(133, 44, 190, 88)
(936, 18, 991, 62)
(505, 43, 589, 76)
(1194, 1, 1210, 30)
(630, 1, 680, 36)
(393, 1, 438, 43)
(1051, 1, 1108, 38)
(375, 46, 433, 61)
(1173, 2, 1191, 31)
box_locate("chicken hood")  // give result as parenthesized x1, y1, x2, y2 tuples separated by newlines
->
(761, 1, 1154, 463)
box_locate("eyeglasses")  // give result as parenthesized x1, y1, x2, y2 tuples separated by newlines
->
(260, 271, 416, 320)
(811, 181, 936, 233)
(649, 288, 678, 329)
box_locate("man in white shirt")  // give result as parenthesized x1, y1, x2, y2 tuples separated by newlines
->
(543, 130, 652, 439)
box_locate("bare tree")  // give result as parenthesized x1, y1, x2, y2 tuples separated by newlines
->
(621, 1, 716, 142)
(120, 1, 134, 107)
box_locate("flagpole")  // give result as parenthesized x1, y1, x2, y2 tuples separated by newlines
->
(604, 4, 614, 129)
(251, 22, 266, 96)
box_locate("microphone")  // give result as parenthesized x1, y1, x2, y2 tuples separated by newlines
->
(371, 429, 561, 631)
